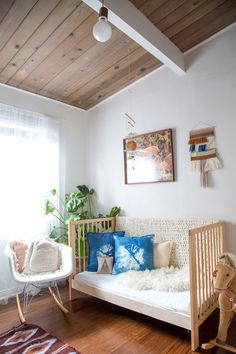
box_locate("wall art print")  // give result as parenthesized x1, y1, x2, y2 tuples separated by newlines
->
(123, 128, 175, 184)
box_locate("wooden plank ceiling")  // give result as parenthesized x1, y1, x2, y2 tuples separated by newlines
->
(0, 0, 235, 110)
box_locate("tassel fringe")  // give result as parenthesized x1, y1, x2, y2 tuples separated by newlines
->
(190, 156, 222, 172)
(200, 161, 208, 188)
(205, 156, 222, 171)
(190, 156, 222, 187)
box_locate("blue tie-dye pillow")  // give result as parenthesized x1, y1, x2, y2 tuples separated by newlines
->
(87, 231, 125, 272)
(113, 235, 154, 274)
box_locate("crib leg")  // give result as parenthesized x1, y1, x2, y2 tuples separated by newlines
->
(191, 325, 199, 351)
(69, 278, 73, 302)
(68, 277, 79, 301)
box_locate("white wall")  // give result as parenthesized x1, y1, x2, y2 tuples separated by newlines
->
(0, 84, 87, 193)
(87, 24, 236, 252)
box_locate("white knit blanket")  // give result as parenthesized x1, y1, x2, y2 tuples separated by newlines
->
(116, 266, 189, 292)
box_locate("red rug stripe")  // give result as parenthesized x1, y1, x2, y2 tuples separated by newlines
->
(0, 324, 80, 354)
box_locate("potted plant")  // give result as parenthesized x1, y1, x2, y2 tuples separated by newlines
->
(45, 185, 120, 245)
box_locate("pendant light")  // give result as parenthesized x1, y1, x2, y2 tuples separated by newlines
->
(124, 48, 137, 152)
(93, 0, 112, 43)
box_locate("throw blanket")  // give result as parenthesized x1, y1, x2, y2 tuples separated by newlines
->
(116, 266, 189, 292)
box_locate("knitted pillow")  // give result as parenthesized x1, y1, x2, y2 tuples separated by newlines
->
(24, 238, 60, 274)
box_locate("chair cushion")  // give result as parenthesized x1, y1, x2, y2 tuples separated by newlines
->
(113, 235, 154, 274)
(24, 238, 60, 274)
(154, 241, 173, 268)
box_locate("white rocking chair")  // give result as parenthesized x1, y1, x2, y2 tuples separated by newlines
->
(5, 242, 73, 324)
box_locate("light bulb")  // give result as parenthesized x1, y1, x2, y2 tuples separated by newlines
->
(93, 17, 112, 43)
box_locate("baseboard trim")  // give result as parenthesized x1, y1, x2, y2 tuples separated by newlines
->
(0, 286, 22, 300)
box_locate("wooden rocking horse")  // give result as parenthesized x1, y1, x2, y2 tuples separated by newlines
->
(202, 253, 236, 353)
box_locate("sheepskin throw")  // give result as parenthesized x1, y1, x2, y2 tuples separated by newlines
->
(116, 266, 189, 292)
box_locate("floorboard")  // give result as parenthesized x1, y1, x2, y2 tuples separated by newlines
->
(0, 286, 236, 354)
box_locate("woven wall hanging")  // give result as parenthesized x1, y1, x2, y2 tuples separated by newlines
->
(188, 126, 222, 187)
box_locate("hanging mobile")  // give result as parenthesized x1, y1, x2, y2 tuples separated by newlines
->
(124, 48, 137, 152)
(125, 113, 137, 151)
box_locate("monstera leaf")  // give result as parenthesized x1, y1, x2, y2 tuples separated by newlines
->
(107, 206, 121, 217)
(45, 184, 122, 246)
(77, 184, 95, 197)
(64, 212, 84, 224)
(65, 192, 86, 213)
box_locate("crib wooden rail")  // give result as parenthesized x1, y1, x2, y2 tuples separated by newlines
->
(68, 217, 115, 300)
(189, 221, 225, 350)
(68, 217, 225, 352)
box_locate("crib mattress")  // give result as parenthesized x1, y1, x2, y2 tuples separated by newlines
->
(74, 271, 190, 315)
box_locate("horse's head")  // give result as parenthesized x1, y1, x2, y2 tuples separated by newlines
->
(213, 254, 236, 292)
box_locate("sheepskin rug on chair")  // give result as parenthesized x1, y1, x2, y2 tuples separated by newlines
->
(116, 266, 189, 292)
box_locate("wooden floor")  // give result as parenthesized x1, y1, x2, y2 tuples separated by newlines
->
(0, 286, 236, 354)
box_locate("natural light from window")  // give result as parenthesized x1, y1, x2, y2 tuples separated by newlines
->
(0, 103, 60, 298)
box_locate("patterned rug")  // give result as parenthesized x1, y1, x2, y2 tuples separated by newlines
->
(0, 324, 80, 353)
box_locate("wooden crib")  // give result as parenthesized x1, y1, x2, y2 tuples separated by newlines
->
(68, 216, 225, 351)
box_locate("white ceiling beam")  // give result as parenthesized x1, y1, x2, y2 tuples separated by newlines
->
(82, 0, 185, 75)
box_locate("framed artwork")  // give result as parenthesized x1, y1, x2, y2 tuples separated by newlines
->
(123, 128, 175, 184)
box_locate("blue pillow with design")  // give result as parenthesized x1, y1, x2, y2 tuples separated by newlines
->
(87, 231, 125, 272)
(113, 235, 154, 274)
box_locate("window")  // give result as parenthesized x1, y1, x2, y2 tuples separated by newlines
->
(0, 103, 60, 298)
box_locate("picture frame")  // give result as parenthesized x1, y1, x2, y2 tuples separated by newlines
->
(123, 128, 175, 184)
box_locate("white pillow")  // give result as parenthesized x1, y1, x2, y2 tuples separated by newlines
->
(154, 241, 172, 268)
(24, 238, 60, 274)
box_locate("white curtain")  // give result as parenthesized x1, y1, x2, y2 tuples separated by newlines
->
(0, 103, 60, 301)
